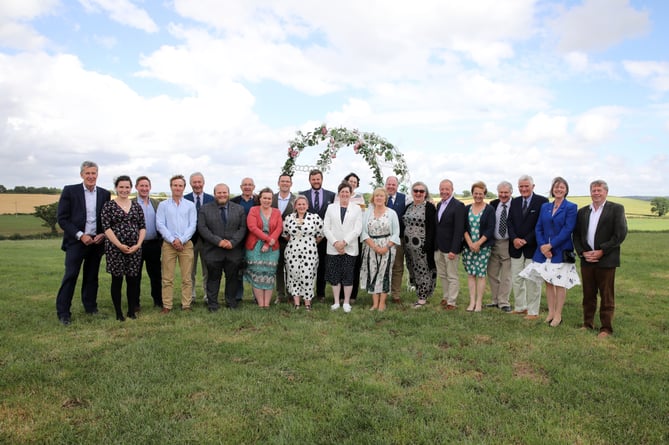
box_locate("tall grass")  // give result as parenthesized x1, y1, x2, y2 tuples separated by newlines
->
(0, 235, 668, 444)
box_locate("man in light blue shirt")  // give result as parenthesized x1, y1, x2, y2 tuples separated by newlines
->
(156, 174, 197, 313)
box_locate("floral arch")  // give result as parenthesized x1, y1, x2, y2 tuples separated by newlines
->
(281, 124, 410, 190)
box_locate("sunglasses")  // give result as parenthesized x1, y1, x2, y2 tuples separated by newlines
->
(413, 189, 426, 194)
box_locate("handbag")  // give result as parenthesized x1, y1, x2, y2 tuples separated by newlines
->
(562, 250, 576, 264)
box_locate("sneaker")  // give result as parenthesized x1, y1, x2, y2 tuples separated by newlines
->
(343, 303, 352, 313)
(330, 303, 340, 311)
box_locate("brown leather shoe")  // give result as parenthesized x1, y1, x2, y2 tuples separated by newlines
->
(160, 308, 171, 314)
(182, 307, 192, 312)
(511, 309, 528, 315)
(440, 299, 448, 307)
(523, 314, 539, 320)
(445, 304, 457, 311)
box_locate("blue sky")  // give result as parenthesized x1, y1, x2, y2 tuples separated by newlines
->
(1, 0, 667, 196)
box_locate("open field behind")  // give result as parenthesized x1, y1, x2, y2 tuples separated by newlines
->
(0, 234, 668, 444)
(0, 194, 59, 214)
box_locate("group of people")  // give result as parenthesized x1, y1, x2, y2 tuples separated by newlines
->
(55, 161, 627, 338)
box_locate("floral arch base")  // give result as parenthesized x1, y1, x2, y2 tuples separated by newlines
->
(281, 124, 410, 190)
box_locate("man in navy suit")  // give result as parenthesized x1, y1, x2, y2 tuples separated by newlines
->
(385, 176, 407, 302)
(198, 183, 247, 311)
(434, 179, 466, 310)
(573, 179, 627, 338)
(184, 172, 214, 304)
(507, 175, 548, 319)
(300, 169, 335, 301)
(486, 181, 513, 312)
(55, 161, 111, 325)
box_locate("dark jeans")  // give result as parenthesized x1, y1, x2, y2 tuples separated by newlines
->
(581, 265, 617, 334)
(111, 275, 140, 317)
(136, 239, 162, 307)
(207, 257, 242, 309)
(56, 242, 104, 318)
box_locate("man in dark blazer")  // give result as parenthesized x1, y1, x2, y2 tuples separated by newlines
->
(385, 176, 407, 302)
(434, 179, 466, 310)
(184, 172, 214, 304)
(486, 181, 513, 312)
(198, 183, 247, 310)
(507, 175, 548, 319)
(132, 175, 162, 309)
(272, 174, 297, 303)
(300, 169, 335, 300)
(573, 179, 627, 338)
(55, 161, 111, 325)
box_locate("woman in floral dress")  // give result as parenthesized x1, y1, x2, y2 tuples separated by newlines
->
(403, 181, 437, 308)
(462, 181, 495, 312)
(101, 175, 146, 321)
(360, 188, 400, 311)
(282, 195, 323, 310)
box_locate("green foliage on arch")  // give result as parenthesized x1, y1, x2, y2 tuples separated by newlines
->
(281, 124, 409, 189)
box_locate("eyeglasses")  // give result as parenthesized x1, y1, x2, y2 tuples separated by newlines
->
(413, 189, 426, 194)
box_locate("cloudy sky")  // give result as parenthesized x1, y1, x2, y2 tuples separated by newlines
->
(1, 0, 667, 196)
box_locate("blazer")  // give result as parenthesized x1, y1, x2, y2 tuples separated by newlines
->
(300, 188, 335, 219)
(323, 203, 363, 256)
(532, 199, 577, 264)
(463, 203, 496, 249)
(434, 197, 466, 254)
(573, 201, 627, 268)
(272, 192, 297, 220)
(197, 201, 247, 262)
(57, 183, 111, 251)
(185, 191, 214, 243)
(507, 193, 549, 259)
(245, 206, 283, 251)
(387, 192, 407, 235)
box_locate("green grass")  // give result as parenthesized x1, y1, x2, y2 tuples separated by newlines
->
(0, 214, 52, 237)
(1, 235, 668, 444)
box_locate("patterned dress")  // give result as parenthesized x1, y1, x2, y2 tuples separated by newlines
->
(360, 209, 398, 294)
(282, 212, 323, 300)
(462, 206, 492, 277)
(403, 202, 436, 300)
(245, 212, 280, 290)
(101, 200, 145, 277)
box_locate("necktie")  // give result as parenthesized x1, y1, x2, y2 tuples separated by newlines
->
(196, 196, 201, 212)
(522, 199, 528, 216)
(220, 206, 227, 225)
(314, 190, 320, 211)
(499, 203, 507, 238)
(388, 196, 394, 207)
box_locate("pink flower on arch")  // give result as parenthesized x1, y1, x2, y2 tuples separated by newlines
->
(321, 125, 328, 135)
(353, 141, 361, 153)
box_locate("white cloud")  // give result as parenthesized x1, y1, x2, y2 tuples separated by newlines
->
(574, 107, 623, 142)
(523, 112, 569, 143)
(78, 0, 159, 33)
(552, 0, 649, 53)
(624, 60, 669, 93)
(0, 0, 58, 50)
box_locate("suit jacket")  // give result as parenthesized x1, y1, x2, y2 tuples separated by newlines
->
(300, 188, 335, 219)
(387, 192, 407, 235)
(573, 201, 627, 268)
(245, 206, 283, 251)
(198, 201, 247, 262)
(185, 192, 214, 243)
(507, 193, 548, 259)
(435, 198, 466, 254)
(323, 203, 363, 256)
(463, 203, 496, 249)
(57, 183, 111, 251)
(272, 192, 297, 219)
(533, 199, 577, 264)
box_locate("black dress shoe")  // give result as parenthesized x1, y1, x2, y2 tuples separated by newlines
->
(485, 303, 498, 308)
(59, 316, 71, 326)
(116, 315, 126, 322)
(500, 306, 512, 312)
(127, 313, 137, 320)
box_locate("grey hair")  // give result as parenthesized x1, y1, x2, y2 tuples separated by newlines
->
(80, 161, 98, 173)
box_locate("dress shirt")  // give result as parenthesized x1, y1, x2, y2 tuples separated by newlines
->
(438, 198, 451, 221)
(138, 197, 158, 240)
(83, 184, 98, 237)
(156, 198, 197, 244)
(587, 201, 606, 250)
(277, 193, 291, 214)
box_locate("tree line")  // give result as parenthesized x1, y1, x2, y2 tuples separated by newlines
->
(0, 185, 62, 194)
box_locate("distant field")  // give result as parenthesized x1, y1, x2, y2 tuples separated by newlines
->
(0, 194, 59, 214)
(0, 214, 54, 236)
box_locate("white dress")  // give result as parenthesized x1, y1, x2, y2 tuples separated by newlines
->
(282, 213, 324, 300)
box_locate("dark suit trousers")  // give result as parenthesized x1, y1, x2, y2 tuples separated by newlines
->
(275, 239, 288, 299)
(206, 258, 241, 309)
(581, 265, 617, 333)
(137, 239, 162, 307)
(316, 241, 327, 298)
(56, 242, 104, 318)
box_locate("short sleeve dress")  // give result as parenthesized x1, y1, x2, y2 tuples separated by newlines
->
(101, 200, 145, 277)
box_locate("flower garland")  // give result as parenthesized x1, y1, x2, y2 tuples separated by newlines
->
(282, 124, 409, 189)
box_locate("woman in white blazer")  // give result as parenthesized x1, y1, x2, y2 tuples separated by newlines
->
(323, 182, 363, 313)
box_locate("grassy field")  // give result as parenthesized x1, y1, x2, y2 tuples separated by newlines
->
(1, 234, 668, 444)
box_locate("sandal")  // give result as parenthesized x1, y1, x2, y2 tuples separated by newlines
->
(412, 300, 427, 309)
(305, 305, 311, 312)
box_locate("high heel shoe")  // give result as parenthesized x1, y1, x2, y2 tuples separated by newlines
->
(549, 319, 562, 327)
